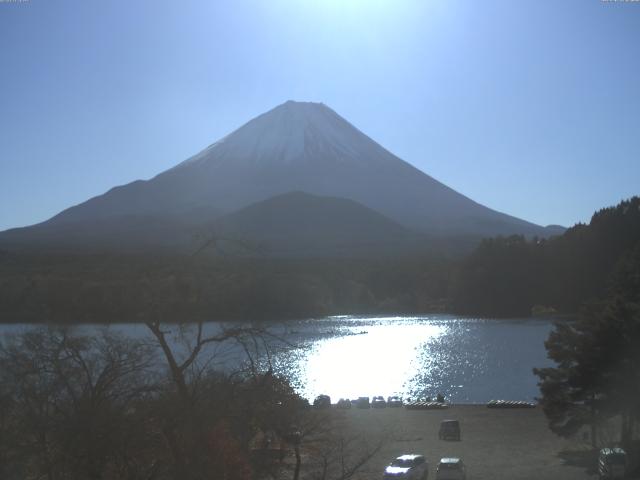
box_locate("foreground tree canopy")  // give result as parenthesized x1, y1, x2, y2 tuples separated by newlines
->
(0, 324, 384, 480)
(534, 244, 640, 447)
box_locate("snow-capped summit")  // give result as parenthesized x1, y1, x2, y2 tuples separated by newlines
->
(175, 100, 393, 169)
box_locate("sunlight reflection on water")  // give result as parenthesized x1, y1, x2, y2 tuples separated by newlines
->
(302, 322, 446, 400)
(272, 315, 555, 403)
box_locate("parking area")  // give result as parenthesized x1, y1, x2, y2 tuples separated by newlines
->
(343, 405, 594, 480)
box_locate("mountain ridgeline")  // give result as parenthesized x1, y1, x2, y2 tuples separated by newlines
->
(211, 191, 425, 257)
(0, 101, 561, 257)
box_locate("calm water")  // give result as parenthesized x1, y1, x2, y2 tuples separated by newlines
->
(0, 315, 556, 403)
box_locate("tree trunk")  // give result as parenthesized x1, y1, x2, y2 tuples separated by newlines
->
(590, 400, 598, 449)
(621, 411, 632, 446)
(146, 322, 190, 403)
(293, 445, 301, 480)
(163, 424, 189, 479)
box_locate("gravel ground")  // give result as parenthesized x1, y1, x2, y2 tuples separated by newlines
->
(342, 405, 595, 480)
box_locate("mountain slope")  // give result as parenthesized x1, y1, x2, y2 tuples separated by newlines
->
(211, 191, 425, 257)
(0, 100, 562, 253)
(0, 214, 201, 253)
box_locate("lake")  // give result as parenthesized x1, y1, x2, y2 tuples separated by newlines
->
(0, 314, 557, 403)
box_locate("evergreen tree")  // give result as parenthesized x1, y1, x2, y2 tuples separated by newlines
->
(534, 244, 640, 447)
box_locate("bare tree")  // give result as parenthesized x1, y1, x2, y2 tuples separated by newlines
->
(0, 327, 157, 480)
(144, 319, 280, 403)
(280, 409, 387, 480)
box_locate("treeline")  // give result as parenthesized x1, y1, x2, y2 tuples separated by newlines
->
(2, 197, 638, 322)
(452, 196, 640, 316)
(0, 252, 452, 323)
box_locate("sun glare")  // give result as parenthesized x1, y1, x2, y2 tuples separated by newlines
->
(301, 321, 446, 401)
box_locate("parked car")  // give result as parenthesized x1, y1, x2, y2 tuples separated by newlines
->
(598, 447, 627, 479)
(384, 454, 429, 480)
(438, 420, 461, 441)
(435, 458, 466, 480)
(388, 396, 403, 407)
(336, 398, 352, 409)
(372, 395, 387, 408)
(313, 394, 331, 409)
(356, 396, 370, 408)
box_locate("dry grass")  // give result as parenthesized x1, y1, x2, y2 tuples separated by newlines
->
(341, 405, 596, 480)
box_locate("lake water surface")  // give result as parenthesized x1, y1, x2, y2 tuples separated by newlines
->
(0, 315, 556, 403)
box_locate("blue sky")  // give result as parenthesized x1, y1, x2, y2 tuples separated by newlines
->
(0, 0, 638, 231)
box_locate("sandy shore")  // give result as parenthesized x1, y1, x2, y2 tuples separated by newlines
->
(341, 405, 594, 480)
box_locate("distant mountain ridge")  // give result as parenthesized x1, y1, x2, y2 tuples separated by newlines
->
(0, 100, 563, 255)
(211, 191, 425, 257)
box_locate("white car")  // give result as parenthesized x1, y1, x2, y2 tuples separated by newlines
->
(372, 395, 387, 408)
(383, 454, 428, 480)
(435, 458, 466, 480)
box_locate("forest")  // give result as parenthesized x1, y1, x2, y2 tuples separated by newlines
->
(452, 196, 640, 317)
(0, 197, 638, 323)
(0, 253, 452, 323)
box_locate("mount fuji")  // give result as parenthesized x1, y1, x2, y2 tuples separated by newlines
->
(0, 101, 563, 255)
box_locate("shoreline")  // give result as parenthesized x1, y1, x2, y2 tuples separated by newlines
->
(0, 312, 577, 325)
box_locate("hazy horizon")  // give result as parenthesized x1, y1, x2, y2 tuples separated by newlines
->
(1, 0, 639, 231)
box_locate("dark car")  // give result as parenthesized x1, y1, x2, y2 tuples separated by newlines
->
(313, 394, 331, 409)
(438, 419, 461, 441)
(436, 458, 466, 480)
(336, 398, 352, 409)
(372, 396, 387, 408)
(598, 448, 627, 479)
(356, 396, 370, 408)
(387, 396, 403, 407)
